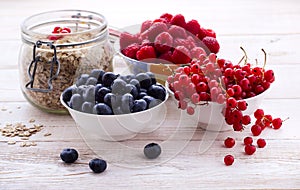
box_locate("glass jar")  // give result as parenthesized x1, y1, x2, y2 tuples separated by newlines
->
(19, 10, 114, 114)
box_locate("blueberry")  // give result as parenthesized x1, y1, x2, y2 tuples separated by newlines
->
(69, 94, 83, 111)
(121, 93, 134, 114)
(125, 84, 138, 99)
(147, 85, 166, 101)
(111, 78, 127, 95)
(148, 99, 163, 109)
(129, 78, 141, 92)
(123, 74, 136, 83)
(82, 101, 94, 114)
(90, 69, 105, 80)
(138, 92, 148, 99)
(136, 73, 152, 89)
(142, 95, 155, 108)
(60, 148, 79, 163)
(62, 86, 76, 103)
(104, 93, 119, 108)
(93, 103, 113, 115)
(76, 85, 88, 96)
(76, 74, 89, 87)
(89, 158, 107, 173)
(112, 106, 123, 115)
(140, 88, 147, 93)
(132, 99, 147, 113)
(144, 143, 161, 159)
(94, 83, 103, 94)
(85, 77, 98, 86)
(146, 72, 157, 85)
(83, 86, 95, 102)
(102, 72, 119, 87)
(95, 87, 111, 103)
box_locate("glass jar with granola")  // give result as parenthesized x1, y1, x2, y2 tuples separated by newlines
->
(19, 10, 114, 114)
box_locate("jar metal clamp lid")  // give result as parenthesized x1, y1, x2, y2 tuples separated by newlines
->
(26, 40, 60, 92)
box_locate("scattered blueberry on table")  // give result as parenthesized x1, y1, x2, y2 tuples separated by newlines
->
(60, 148, 79, 163)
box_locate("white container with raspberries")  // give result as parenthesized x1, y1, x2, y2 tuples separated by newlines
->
(115, 13, 220, 84)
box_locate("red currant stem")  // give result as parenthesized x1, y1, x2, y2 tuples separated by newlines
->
(217, 79, 229, 97)
(196, 102, 209, 106)
(282, 117, 290, 122)
(261, 48, 267, 79)
(262, 49, 267, 69)
(255, 59, 258, 66)
(240, 47, 248, 65)
(237, 55, 245, 65)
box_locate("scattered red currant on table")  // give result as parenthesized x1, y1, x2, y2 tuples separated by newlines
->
(257, 138, 266, 148)
(224, 155, 234, 166)
(224, 137, 235, 148)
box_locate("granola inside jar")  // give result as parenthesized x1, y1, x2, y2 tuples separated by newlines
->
(19, 10, 114, 114)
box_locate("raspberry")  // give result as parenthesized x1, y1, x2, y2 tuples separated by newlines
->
(158, 51, 173, 63)
(173, 38, 195, 50)
(205, 29, 216, 38)
(136, 45, 156, 61)
(160, 13, 173, 22)
(119, 32, 140, 50)
(142, 22, 168, 42)
(185, 19, 201, 35)
(168, 25, 187, 39)
(140, 20, 152, 33)
(170, 14, 186, 28)
(197, 27, 207, 40)
(121, 43, 140, 59)
(153, 18, 168, 23)
(172, 46, 191, 64)
(154, 32, 173, 54)
(190, 47, 206, 59)
(141, 39, 154, 47)
(202, 36, 220, 54)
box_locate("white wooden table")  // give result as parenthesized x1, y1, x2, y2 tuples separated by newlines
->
(0, 0, 299, 189)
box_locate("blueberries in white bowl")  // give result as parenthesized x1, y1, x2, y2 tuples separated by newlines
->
(61, 70, 167, 115)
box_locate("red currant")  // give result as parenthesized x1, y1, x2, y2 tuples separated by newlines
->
(191, 93, 200, 104)
(224, 137, 235, 148)
(257, 138, 266, 148)
(241, 115, 251, 125)
(244, 136, 253, 145)
(245, 144, 256, 155)
(178, 100, 188, 110)
(237, 100, 248, 111)
(262, 114, 273, 127)
(224, 155, 234, 166)
(186, 106, 195, 115)
(226, 88, 235, 97)
(226, 97, 237, 108)
(272, 118, 282, 129)
(251, 124, 262, 136)
(254, 109, 264, 119)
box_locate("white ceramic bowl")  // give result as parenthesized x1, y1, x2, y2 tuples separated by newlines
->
(60, 91, 168, 141)
(117, 52, 180, 85)
(165, 81, 271, 132)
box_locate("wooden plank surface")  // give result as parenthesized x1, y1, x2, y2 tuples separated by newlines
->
(0, 0, 300, 189)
